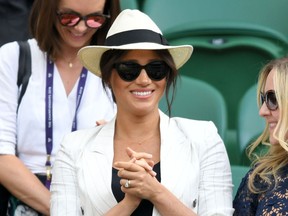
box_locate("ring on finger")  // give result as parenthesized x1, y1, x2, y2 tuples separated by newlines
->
(124, 179, 131, 188)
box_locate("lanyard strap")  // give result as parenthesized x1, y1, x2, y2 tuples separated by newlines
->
(72, 67, 88, 131)
(45, 58, 88, 189)
(45, 59, 54, 189)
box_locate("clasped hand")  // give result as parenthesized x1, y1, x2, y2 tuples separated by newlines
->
(114, 147, 159, 207)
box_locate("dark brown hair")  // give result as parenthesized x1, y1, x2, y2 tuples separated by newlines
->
(29, 0, 120, 60)
(100, 49, 178, 116)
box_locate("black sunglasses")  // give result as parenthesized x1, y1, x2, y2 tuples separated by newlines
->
(260, 90, 278, 111)
(56, 12, 109, 29)
(113, 61, 170, 82)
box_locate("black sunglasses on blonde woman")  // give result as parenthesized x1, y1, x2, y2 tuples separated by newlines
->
(260, 90, 278, 111)
(57, 12, 109, 28)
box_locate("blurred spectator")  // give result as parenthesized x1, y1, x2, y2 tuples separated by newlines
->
(0, 0, 34, 46)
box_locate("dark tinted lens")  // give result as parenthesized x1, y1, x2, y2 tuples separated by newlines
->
(260, 90, 278, 111)
(59, 13, 80, 26)
(114, 61, 169, 82)
(115, 62, 141, 81)
(266, 91, 278, 110)
(86, 15, 106, 28)
(145, 61, 169, 81)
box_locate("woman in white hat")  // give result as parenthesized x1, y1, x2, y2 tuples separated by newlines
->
(51, 9, 233, 216)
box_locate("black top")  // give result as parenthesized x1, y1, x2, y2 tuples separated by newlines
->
(112, 162, 161, 215)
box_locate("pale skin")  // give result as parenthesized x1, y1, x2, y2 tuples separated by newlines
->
(0, 155, 50, 215)
(55, 0, 104, 96)
(259, 69, 279, 144)
(0, 0, 106, 215)
(103, 50, 197, 215)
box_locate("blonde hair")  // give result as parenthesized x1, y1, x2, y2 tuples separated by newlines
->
(247, 57, 288, 193)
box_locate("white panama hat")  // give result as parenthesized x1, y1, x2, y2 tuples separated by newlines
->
(78, 9, 193, 77)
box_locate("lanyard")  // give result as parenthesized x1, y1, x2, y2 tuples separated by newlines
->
(45, 58, 88, 189)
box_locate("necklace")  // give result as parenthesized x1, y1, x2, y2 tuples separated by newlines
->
(62, 54, 78, 68)
(116, 132, 160, 146)
(67, 56, 77, 68)
(68, 61, 73, 68)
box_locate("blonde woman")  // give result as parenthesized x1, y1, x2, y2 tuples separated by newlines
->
(233, 57, 288, 215)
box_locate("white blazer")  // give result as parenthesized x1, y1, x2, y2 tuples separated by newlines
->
(51, 111, 233, 216)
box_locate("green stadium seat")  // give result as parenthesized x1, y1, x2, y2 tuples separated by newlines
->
(170, 33, 284, 130)
(237, 84, 266, 166)
(231, 165, 250, 198)
(142, 0, 288, 40)
(142, 0, 288, 131)
(120, 0, 139, 10)
(159, 76, 227, 141)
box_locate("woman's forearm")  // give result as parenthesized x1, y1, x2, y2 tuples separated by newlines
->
(150, 184, 197, 216)
(104, 195, 140, 216)
(0, 155, 50, 215)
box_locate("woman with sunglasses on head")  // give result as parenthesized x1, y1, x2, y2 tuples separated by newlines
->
(0, 0, 120, 215)
(51, 9, 233, 216)
(233, 57, 288, 215)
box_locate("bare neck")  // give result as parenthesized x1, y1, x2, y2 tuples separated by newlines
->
(114, 110, 161, 140)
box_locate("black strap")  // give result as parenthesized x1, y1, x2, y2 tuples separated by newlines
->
(17, 41, 31, 108)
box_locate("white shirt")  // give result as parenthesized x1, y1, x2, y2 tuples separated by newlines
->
(51, 111, 234, 216)
(0, 39, 116, 174)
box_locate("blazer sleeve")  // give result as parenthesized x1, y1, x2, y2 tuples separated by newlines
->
(50, 132, 83, 216)
(175, 118, 234, 216)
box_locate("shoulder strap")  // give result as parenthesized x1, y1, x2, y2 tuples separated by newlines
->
(17, 40, 31, 107)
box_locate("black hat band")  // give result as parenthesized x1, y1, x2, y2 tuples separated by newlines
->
(105, 29, 169, 46)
